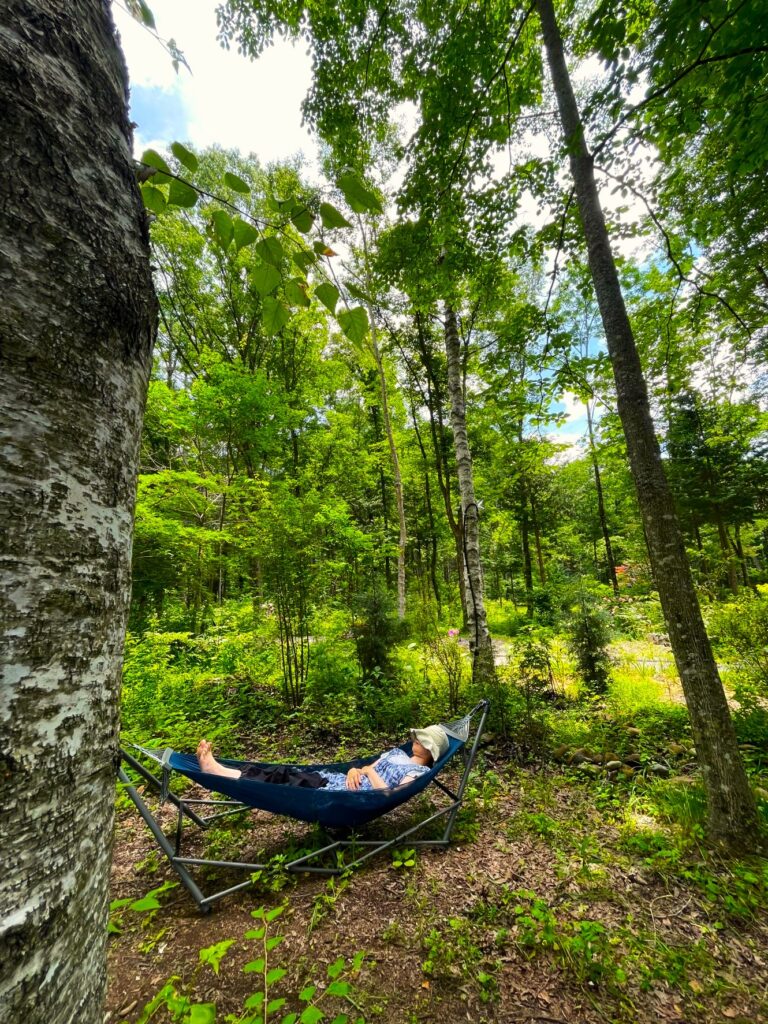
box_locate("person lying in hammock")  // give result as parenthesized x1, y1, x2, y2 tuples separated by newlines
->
(195, 724, 449, 792)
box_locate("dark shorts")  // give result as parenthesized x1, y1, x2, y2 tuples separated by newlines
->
(240, 764, 328, 789)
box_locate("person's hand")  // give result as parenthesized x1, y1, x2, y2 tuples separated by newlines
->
(346, 766, 366, 790)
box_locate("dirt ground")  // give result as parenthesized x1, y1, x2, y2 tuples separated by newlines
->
(106, 755, 768, 1024)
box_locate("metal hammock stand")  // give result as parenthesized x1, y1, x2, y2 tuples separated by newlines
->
(119, 699, 489, 912)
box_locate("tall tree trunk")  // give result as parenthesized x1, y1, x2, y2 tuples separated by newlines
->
(586, 402, 619, 594)
(360, 225, 406, 619)
(530, 495, 547, 585)
(0, 2, 156, 1020)
(415, 313, 469, 626)
(520, 486, 535, 617)
(370, 335, 407, 618)
(714, 512, 739, 595)
(536, 0, 758, 848)
(411, 403, 441, 609)
(444, 304, 496, 685)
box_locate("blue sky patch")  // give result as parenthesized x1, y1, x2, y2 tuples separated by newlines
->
(128, 83, 189, 147)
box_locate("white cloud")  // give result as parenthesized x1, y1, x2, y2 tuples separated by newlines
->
(113, 0, 316, 166)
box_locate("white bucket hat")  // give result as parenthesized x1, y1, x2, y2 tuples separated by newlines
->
(410, 724, 449, 763)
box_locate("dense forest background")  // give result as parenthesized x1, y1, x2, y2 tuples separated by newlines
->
(110, 0, 768, 1021)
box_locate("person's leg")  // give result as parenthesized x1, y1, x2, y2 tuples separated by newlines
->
(196, 740, 242, 779)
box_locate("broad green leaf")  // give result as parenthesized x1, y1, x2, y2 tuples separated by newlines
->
(168, 179, 198, 208)
(170, 141, 198, 173)
(251, 264, 281, 297)
(128, 895, 161, 912)
(314, 283, 339, 314)
(262, 296, 291, 336)
(245, 992, 265, 1009)
(199, 938, 234, 975)
(244, 958, 266, 973)
(140, 148, 170, 174)
(330, 1016, 348, 1024)
(256, 237, 285, 267)
(211, 210, 234, 249)
(299, 1007, 324, 1024)
(299, 986, 317, 1003)
(313, 241, 338, 256)
(233, 218, 258, 251)
(292, 250, 316, 271)
(140, 184, 166, 215)
(319, 203, 352, 229)
(225, 171, 251, 194)
(265, 968, 287, 984)
(127, 0, 156, 29)
(245, 928, 265, 940)
(268, 999, 287, 1014)
(345, 281, 374, 305)
(188, 1004, 215, 1024)
(325, 981, 350, 997)
(251, 908, 266, 920)
(285, 278, 311, 308)
(291, 206, 315, 233)
(265, 905, 285, 922)
(281, 1015, 299, 1024)
(109, 897, 133, 912)
(337, 307, 369, 345)
(337, 173, 382, 214)
(326, 957, 345, 980)
(265, 935, 284, 951)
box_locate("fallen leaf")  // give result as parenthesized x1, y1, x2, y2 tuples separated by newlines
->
(689, 979, 703, 993)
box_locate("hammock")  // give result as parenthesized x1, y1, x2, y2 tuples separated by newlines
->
(119, 699, 489, 911)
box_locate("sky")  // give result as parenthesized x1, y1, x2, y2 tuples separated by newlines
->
(112, 0, 593, 449)
(113, 0, 316, 166)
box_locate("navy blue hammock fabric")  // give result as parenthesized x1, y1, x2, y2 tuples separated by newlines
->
(164, 736, 465, 831)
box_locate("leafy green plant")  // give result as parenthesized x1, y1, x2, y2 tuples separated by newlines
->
(109, 880, 179, 935)
(127, 903, 367, 1024)
(391, 848, 416, 870)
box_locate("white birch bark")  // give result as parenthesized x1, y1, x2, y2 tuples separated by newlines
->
(0, 2, 156, 1020)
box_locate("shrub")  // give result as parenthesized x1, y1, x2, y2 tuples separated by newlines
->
(569, 604, 612, 694)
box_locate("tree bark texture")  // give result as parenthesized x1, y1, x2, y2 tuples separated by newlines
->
(0, 2, 156, 1020)
(536, 0, 758, 847)
(586, 403, 619, 594)
(443, 305, 496, 685)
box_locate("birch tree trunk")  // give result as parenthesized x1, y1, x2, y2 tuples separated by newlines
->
(444, 304, 496, 685)
(536, 0, 758, 848)
(0, 2, 156, 1020)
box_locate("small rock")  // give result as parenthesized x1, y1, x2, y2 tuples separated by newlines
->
(627, 727, 642, 737)
(668, 742, 687, 756)
(623, 754, 642, 767)
(579, 763, 601, 777)
(605, 760, 623, 771)
(603, 751, 619, 763)
(620, 766, 635, 777)
(552, 744, 569, 760)
(569, 753, 590, 765)
(648, 762, 670, 777)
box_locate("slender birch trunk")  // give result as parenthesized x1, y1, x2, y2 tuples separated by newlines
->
(0, 1, 156, 1019)
(536, 0, 758, 848)
(444, 304, 496, 685)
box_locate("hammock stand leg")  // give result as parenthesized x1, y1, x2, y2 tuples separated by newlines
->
(119, 753, 264, 912)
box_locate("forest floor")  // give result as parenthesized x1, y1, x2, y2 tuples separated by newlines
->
(107, 734, 768, 1024)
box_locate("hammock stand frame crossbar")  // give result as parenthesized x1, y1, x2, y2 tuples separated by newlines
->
(119, 700, 489, 912)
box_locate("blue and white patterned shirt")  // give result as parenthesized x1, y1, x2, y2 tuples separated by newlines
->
(317, 748, 430, 792)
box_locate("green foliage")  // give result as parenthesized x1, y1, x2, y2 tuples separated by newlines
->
(569, 603, 612, 694)
(128, 903, 366, 1024)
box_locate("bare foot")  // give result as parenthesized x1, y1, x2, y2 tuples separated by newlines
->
(196, 740, 241, 779)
